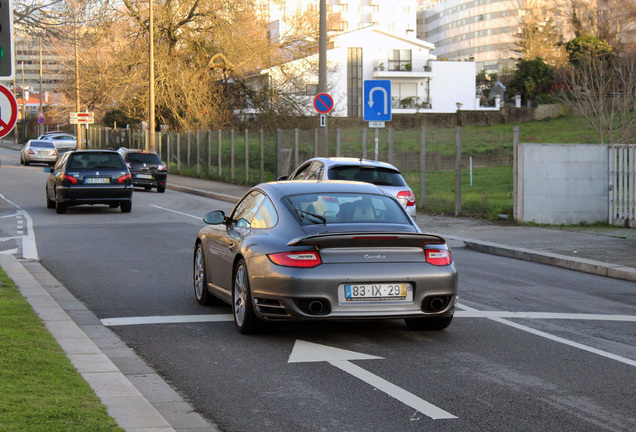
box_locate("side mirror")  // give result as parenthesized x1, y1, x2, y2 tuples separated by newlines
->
(203, 210, 226, 225)
(44, 167, 52, 173)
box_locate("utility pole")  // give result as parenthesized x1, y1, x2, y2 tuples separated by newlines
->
(39, 36, 43, 135)
(316, 0, 328, 157)
(148, 0, 155, 150)
(74, 15, 82, 149)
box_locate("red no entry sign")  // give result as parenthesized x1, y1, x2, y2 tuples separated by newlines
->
(0, 85, 18, 139)
(314, 93, 334, 114)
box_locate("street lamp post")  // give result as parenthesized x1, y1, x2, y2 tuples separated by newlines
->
(148, 0, 155, 150)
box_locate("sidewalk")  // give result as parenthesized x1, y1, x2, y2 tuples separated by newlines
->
(168, 174, 636, 283)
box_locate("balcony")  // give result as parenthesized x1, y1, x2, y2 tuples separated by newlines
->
(373, 59, 433, 78)
(391, 96, 432, 111)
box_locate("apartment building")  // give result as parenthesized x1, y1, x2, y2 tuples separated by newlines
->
(417, 0, 523, 73)
(0, 37, 67, 95)
(263, 0, 419, 43)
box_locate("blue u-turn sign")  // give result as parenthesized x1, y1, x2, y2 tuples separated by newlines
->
(363, 80, 392, 122)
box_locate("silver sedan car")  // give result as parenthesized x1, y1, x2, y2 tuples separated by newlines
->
(280, 157, 417, 218)
(20, 140, 58, 165)
(193, 181, 457, 334)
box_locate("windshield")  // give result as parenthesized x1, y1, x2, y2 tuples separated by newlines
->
(286, 193, 410, 225)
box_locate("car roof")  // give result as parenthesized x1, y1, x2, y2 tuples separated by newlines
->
(39, 132, 76, 137)
(118, 147, 157, 154)
(301, 157, 400, 171)
(69, 149, 120, 155)
(256, 180, 390, 200)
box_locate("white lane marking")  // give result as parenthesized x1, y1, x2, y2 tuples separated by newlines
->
(289, 340, 456, 420)
(0, 248, 18, 254)
(458, 304, 636, 368)
(0, 195, 39, 260)
(151, 205, 200, 220)
(101, 311, 636, 327)
(18, 210, 38, 260)
(455, 310, 636, 322)
(0, 193, 20, 209)
(101, 314, 234, 326)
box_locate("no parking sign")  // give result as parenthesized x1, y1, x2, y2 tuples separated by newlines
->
(37, 112, 45, 125)
(0, 85, 18, 139)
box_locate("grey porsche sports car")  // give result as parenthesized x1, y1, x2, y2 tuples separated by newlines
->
(193, 181, 457, 334)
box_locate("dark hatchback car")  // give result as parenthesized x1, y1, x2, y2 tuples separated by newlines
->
(44, 150, 133, 214)
(117, 148, 167, 193)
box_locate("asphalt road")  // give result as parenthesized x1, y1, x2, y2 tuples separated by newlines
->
(1, 146, 635, 432)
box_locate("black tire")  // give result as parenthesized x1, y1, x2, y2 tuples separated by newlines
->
(405, 315, 453, 331)
(193, 243, 215, 305)
(232, 259, 264, 334)
(157, 185, 166, 193)
(46, 188, 55, 209)
(120, 201, 132, 213)
(24, 159, 30, 166)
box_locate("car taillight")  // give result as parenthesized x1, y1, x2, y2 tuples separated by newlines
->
(397, 190, 416, 207)
(157, 164, 167, 171)
(61, 174, 77, 184)
(118, 173, 132, 184)
(425, 248, 452, 266)
(28, 149, 36, 155)
(268, 251, 322, 268)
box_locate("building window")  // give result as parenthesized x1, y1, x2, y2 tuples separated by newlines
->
(388, 49, 412, 71)
(347, 47, 363, 118)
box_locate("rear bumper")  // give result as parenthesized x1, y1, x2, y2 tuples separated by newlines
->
(57, 185, 133, 206)
(131, 172, 167, 188)
(246, 256, 458, 321)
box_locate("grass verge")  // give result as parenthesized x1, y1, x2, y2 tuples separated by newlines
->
(0, 266, 123, 432)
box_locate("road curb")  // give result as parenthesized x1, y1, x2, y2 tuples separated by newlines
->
(463, 240, 636, 283)
(167, 183, 241, 203)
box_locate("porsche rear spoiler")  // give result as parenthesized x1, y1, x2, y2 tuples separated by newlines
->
(287, 232, 447, 249)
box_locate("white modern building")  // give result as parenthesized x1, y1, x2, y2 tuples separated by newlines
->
(262, 26, 479, 117)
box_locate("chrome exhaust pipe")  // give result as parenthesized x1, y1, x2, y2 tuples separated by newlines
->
(429, 297, 447, 312)
(308, 300, 325, 314)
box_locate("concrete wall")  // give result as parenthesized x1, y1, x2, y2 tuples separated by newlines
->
(429, 61, 477, 113)
(519, 144, 608, 225)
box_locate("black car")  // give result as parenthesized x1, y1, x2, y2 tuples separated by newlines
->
(117, 148, 167, 193)
(44, 150, 133, 214)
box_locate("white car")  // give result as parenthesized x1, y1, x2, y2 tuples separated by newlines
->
(280, 157, 417, 218)
(38, 132, 77, 154)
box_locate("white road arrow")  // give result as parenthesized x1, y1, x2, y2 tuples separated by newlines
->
(288, 340, 457, 420)
(367, 86, 389, 114)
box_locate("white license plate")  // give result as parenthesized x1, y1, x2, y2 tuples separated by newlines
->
(343, 283, 410, 301)
(136, 174, 153, 179)
(85, 177, 110, 184)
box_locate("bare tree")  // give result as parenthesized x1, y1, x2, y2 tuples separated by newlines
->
(559, 53, 636, 144)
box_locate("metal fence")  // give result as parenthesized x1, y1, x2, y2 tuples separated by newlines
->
(85, 124, 516, 218)
(609, 144, 636, 226)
